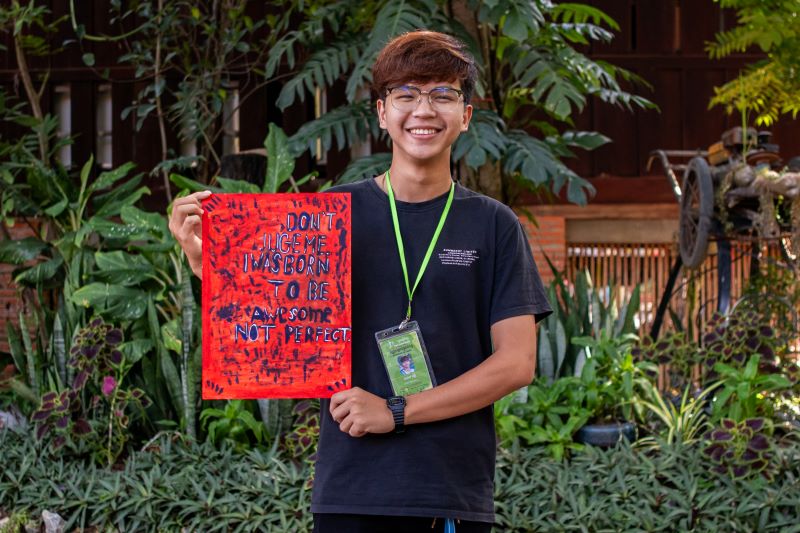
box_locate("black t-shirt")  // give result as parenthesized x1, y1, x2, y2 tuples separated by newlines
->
(311, 178, 551, 522)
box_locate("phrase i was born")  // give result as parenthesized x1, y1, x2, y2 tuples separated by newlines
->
(235, 209, 350, 344)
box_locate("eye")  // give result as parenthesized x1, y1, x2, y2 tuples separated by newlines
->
(431, 88, 459, 103)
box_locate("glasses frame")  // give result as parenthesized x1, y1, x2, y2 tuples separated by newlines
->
(386, 85, 465, 112)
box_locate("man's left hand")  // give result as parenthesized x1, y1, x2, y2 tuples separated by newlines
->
(329, 387, 394, 437)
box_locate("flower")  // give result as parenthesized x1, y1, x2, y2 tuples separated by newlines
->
(102, 376, 117, 397)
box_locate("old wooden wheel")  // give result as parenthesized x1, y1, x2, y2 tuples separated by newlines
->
(679, 157, 714, 268)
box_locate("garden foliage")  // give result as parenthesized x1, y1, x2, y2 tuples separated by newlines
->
(2, 429, 800, 532)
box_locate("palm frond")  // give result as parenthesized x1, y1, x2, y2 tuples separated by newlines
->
(345, 0, 437, 102)
(288, 101, 380, 157)
(276, 39, 360, 111)
(502, 130, 595, 205)
(336, 153, 393, 185)
(452, 109, 507, 169)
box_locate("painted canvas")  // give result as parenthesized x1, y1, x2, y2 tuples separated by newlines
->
(201, 193, 351, 399)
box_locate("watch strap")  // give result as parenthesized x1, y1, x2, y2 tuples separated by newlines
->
(386, 396, 406, 434)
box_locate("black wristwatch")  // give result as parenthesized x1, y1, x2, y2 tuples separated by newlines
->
(386, 395, 406, 434)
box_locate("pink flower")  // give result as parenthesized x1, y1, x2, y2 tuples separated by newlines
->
(102, 376, 117, 397)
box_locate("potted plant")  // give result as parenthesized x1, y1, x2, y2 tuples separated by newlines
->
(570, 332, 656, 447)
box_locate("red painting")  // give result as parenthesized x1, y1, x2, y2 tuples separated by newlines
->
(201, 193, 351, 399)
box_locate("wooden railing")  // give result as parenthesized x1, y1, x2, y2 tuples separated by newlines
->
(566, 241, 798, 344)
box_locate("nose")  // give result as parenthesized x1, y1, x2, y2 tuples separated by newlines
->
(412, 95, 436, 116)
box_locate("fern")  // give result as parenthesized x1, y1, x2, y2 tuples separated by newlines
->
(345, 0, 437, 102)
(277, 39, 360, 110)
(337, 153, 393, 184)
(287, 102, 381, 157)
(502, 130, 594, 205)
(707, 0, 800, 124)
(452, 110, 507, 169)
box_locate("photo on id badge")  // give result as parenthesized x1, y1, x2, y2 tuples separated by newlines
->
(377, 325, 434, 396)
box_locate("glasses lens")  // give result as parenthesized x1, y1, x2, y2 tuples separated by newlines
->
(429, 88, 460, 110)
(390, 87, 420, 111)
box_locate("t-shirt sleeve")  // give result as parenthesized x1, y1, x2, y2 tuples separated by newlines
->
(490, 213, 552, 325)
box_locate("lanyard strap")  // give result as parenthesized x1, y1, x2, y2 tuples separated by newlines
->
(385, 170, 454, 324)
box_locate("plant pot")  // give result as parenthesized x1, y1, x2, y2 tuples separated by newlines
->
(575, 421, 636, 447)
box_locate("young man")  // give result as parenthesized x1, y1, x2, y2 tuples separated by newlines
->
(169, 31, 551, 532)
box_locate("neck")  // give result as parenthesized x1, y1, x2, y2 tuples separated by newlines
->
(379, 155, 453, 202)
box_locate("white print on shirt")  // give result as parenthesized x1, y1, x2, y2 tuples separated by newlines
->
(438, 248, 479, 267)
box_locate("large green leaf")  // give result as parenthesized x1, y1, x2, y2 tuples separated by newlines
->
(120, 205, 169, 238)
(70, 283, 148, 320)
(170, 173, 223, 193)
(120, 339, 154, 365)
(263, 123, 295, 193)
(14, 255, 63, 286)
(276, 39, 359, 111)
(216, 178, 260, 194)
(94, 251, 155, 285)
(288, 102, 378, 157)
(87, 162, 137, 195)
(345, 0, 437, 102)
(336, 153, 392, 184)
(452, 110, 507, 168)
(0, 237, 48, 264)
(149, 300, 184, 418)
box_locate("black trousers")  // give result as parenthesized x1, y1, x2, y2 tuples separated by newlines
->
(313, 513, 493, 533)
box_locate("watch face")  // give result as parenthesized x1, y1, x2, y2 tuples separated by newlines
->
(388, 396, 406, 407)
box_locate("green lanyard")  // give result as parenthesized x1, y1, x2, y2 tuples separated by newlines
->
(385, 170, 455, 326)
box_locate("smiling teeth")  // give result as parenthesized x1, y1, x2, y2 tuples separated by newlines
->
(410, 129, 437, 135)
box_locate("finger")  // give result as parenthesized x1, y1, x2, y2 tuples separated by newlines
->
(169, 202, 203, 235)
(339, 416, 353, 434)
(330, 402, 351, 424)
(179, 215, 202, 244)
(330, 390, 351, 412)
(349, 427, 367, 438)
(176, 190, 213, 204)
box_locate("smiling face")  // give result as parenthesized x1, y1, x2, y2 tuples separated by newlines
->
(377, 80, 473, 166)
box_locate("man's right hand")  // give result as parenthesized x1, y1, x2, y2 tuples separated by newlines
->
(168, 190, 212, 279)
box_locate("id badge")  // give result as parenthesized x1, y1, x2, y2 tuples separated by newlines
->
(375, 321, 437, 396)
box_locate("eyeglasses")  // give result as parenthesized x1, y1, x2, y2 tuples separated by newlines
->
(386, 85, 464, 113)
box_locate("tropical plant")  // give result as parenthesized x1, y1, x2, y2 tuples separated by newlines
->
(707, 0, 800, 125)
(70, 1, 291, 196)
(636, 382, 720, 447)
(537, 268, 641, 383)
(30, 318, 150, 466)
(495, 377, 590, 459)
(571, 332, 656, 424)
(261, 0, 653, 204)
(703, 417, 774, 479)
(199, 400, 267, 453)
(711, 354, 792, 422)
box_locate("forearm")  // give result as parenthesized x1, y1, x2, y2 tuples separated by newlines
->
(405, 316, 537, 425)
(330, 314, 537, 436)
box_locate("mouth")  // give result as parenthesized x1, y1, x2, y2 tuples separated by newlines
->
(406, 127, 442, 138)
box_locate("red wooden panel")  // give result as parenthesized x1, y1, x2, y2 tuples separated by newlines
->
(636, 68, 682, 171)
(682, 68, 728, 149)
(680, 0, 723, 55)
(238, 83, 270, 152)
(201, 193, 352, 399)
(587, 0, 632, 54)
(591, 94, 639, 177)
(567, 106, 595, 177)
(636, 0, 678, 54)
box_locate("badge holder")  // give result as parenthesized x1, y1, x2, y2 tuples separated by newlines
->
(375, 321, 437, 396)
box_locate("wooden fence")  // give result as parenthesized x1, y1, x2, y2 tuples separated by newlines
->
(566, 240, 798, 346)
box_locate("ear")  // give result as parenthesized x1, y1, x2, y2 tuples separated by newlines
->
(461, 104, 473, 132)
(377, 99, 387, 130)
